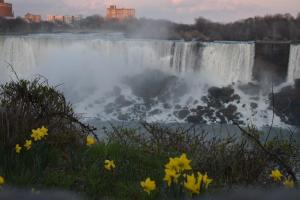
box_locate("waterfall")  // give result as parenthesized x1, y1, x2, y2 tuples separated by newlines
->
(0, 35, 255, 85)
(0, 37, 37, 80)
(200, 42, 255, 84)
(287, 44, 300, 83)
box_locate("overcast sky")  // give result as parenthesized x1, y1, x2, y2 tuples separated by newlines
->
(9, 0, 300, 23)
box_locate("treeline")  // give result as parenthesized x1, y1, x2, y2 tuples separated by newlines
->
(1, 13, 300, 41)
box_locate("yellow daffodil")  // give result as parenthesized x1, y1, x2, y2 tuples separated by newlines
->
(31, 126, 48, 141)
(104, 160, 116, 171)
(283, 178, 295, 189)
(0, 176, 4, 185)
(165, 153, 192, 172)
(177, 153, 192, 171)
(270, 169, 283, 182)
(15, 144, 22, 154)
(40, 126, 48, 136)
(24, 140, 32, 150)
(202, 172, 213, 189)
(165, 157, 180, 172)
(86, 135, 96, 146)
(140, 178, 156, 194)
(163, 168, 180, 186)
(184, 173, 200, 195)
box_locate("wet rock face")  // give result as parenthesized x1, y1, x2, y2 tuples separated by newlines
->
(272, 81, 300, 126)
(124, 69, 188, 101)
(253, 43, 290, 84)
(186, 86, 242, 124)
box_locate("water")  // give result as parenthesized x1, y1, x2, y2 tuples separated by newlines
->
(287, 44, 300, 83)
(0, 34, 298, 128)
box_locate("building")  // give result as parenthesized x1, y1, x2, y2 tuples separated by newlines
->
(106, 5, 135, 20)
(24, 13, 42, 23)
(47, 15, 64, 23)
(63, 15, 74, 24)
(0, 0, 13, 18)
(47, 15, 82, 24)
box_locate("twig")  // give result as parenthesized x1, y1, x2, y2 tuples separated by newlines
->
(5, 61, 19, 81)
(234, 122, 298, 184)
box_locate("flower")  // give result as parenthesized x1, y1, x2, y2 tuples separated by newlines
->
(31, 126, 48, 141)
(283, 178, 295, 189)
(165, 157, 180, 172)
(202, 172, 213, 189)
(0, 176, 4, 185)
(140, 178, 156, 194)
(86, 135, 96, 146)
(24, 140, 32, 150)
(39, 126, 48, 137)
(165, 153, 192, 172)
(184, 173, 200, 194)
(15, 144, 22, 154)
(270, 169, 283, 182)
(163, 168, 180, 186)
(104, 160, 116, 171)
(176, 153, 192, 171)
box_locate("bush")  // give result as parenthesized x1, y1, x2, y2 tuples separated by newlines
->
(0, 79, 298, 199)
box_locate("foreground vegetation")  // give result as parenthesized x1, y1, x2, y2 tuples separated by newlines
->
(0, 78, 299, 199)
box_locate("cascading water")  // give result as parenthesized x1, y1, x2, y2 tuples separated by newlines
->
(0, 34, 290, 127)
(287, 44, 300, 83)
(0, 35, 255, 84)
(201, 42, 255, 84)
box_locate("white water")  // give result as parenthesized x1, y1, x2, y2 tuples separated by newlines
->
(0, 35, 255, 85)
(287, 44, 300, 83)
(0, 34, 290, 127)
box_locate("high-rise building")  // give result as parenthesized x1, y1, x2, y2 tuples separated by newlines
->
(24, 13, 42, 23)
(47, 15, 82, 24)
(47, 15, 64, 23)
(0, 0, 13, 18)
(106, 5, 135, 20)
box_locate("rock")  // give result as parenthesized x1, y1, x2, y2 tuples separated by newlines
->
(149, 109, 162, 116)
(114, 95, 132, 108)
(250, 102, 258, 109)
(272, 84, 300, 125)
(174, 109, 190, 119)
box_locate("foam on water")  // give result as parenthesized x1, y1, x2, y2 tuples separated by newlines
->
(0, 34, 294, 127)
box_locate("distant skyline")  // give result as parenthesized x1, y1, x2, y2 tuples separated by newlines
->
(9, 0, 300, 23)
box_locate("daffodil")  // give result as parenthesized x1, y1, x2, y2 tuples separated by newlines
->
(163, 168, 180, 186)
(40, 126, 48, 136)
(31, 126, 48, 141)
(202, 172, 213, 189)
(270, 169, 283, 182)
(15, 144, 22, 154)
(283, 178, 294, 189)
(165, 153, 192, 172)
(140, 178, 156, 194)
(184, 173, 200, 195)
(104, 160, 116, 171)
(177, 153, 192, 171)
(165, 157, 180, 172)
(86, 135, 96, 146)
(24, 140, 32, 150)
(0, 176, 4, 185)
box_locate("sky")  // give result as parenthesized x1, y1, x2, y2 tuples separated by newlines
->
(9, 0, 300, 23)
